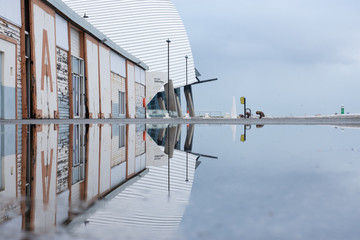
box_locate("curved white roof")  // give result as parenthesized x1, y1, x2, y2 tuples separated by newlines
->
(62, 0, 197, 88)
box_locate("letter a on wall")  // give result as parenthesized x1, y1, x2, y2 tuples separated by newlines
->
(31, 1, 58, 118)
(41, 29, 53, 92)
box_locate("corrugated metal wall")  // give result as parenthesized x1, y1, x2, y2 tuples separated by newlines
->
(57, 125, 69, 193)
(62, 0, 197, 88)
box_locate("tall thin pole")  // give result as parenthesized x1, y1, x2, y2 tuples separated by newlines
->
(185, 55, 188, 114)
(166, 39, 171, 116)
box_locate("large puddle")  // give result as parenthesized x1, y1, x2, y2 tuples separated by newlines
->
(0, 124, 359, 239)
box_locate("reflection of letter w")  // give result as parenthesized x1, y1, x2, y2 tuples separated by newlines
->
(41, 29, 53, 92)
(41, 149, 54, 209)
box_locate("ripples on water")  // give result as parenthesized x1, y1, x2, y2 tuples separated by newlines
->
(0, 124, 359, 240)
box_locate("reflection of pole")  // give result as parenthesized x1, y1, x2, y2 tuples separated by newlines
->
(166, 39, 171, 116)
(186, 152, 189, 182)
(167, 125, 170, 192)
(241, 125, 246, 142)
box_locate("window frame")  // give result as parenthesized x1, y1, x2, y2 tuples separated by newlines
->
(72, 56, 85, 118)
(119, 90, 126, 117)
(119, 124, 126, 149)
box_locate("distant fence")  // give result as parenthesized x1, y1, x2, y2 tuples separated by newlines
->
(194, 111, 222, 117)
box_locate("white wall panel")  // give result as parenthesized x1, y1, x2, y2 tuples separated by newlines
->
(99, 125, 111, 195)
(62, 0, 196, 88)
(55, 14, 69, 51)
(70, 28, 80, 58)
(110, 50, 126, 77)
(99, 45, 111, 118)
(86, 125, 100, 202)
(127, 63, 135, 118)
(0, 0, 21, 26)
(86, 37, 100, 118)
(32, 3, 57, 118)
(32, 124, 58, 232)
(127, 124, 136, 177)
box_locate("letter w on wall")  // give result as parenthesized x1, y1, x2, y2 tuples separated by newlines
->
(41, 29, 53, 92)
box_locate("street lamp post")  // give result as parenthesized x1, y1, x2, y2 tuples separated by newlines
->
(185, 55, 188, 114)
(166, 39, 171, 117)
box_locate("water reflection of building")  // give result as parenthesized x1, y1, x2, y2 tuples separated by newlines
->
(0, 123, 147, 234)
(0, 124, 210, 238)
(69, 124, 200, 239)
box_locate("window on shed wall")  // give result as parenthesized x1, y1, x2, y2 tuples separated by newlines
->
(72, 124, 85, 184)
(119, 124, 126, 148)
(72, 56, 85, 118)
(119, 91, 126, 116)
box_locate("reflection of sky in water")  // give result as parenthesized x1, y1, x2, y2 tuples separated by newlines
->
(180, 125, 360, 240)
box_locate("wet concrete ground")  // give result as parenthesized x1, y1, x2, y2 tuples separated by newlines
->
(1, 115, 360, 125)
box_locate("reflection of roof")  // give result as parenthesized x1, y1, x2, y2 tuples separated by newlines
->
(72, 149, 198, 239)
(62, 0, 197, 88)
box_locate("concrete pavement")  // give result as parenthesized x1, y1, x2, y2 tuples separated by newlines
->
(1, 115, 360, 125)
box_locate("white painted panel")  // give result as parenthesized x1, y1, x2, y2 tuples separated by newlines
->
(110, 50, 126, 77)
(86, 125, 100, 202)
(127, 63, 135, 118)
(140, 154, 146, 169)
(135, 155, 141, 173)
(70, 182, 81, 207)
(99, 45, 111, 118)
(140, 69, 146, 85)
(145, 71, 166, 105)
(0, 39, 15, 88)
(99, 125, 111, 195)
(0, 0, 21, 26)
(86, 38, 100, 118)
(55, 14, 69, 51)
(127, 125, 136, 177)
(56, 190, 69, 224)
(135, 65, 141, 83)
(33, 4, 57, 118)
(70, 28, 80, 58)
(33, 124, 58, 232)
(0, 155, 16, 199)
(110, 162, 126, 188)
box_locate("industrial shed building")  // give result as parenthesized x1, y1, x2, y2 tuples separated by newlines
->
(0, 0, 150, 119)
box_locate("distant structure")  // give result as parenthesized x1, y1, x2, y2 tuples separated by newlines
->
(231, 96, 237, 118)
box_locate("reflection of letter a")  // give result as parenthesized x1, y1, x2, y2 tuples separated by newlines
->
(41, 149, 54, 209)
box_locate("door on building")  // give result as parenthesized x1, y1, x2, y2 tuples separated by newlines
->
(72, 56, 85, 118)
(0, 38, 16, 119)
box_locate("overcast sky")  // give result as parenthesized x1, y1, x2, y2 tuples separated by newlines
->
(172, 0, 360, 116)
